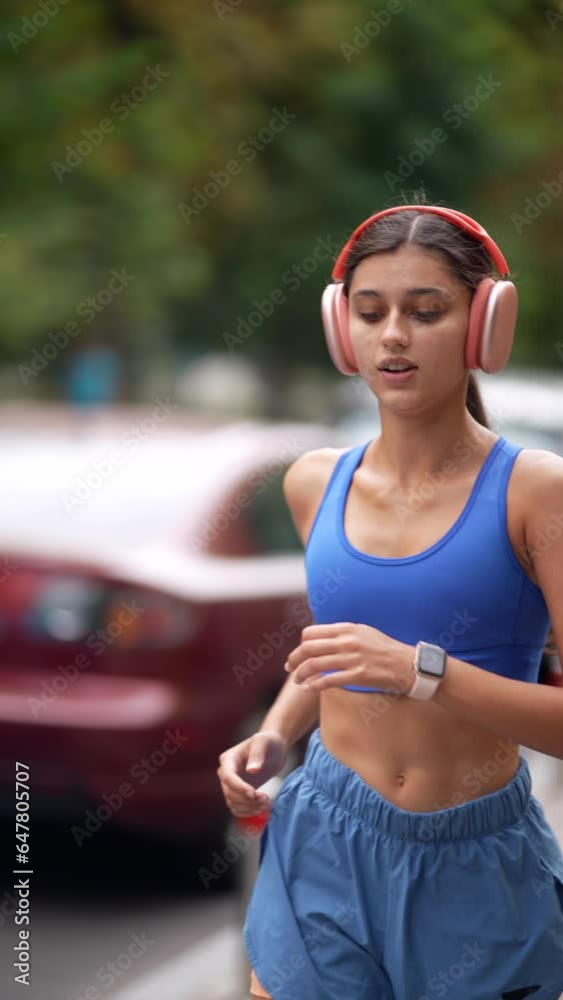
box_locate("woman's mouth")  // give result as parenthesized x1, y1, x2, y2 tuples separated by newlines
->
(378, 362, 418, 384)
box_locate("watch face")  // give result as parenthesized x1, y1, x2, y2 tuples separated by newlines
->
(419, 644, 446, 677)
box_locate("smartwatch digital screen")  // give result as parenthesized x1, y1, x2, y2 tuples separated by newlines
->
(418, 643, 447, 678)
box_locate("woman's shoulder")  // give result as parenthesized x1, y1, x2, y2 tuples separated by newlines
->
(506, 441, 563, 535)
(508, 441, 563, 493)
(282, 444, 352, 548)
(283, 444, 351, 502)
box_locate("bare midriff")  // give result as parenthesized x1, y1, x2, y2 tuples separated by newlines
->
(319, 686, 519, 812)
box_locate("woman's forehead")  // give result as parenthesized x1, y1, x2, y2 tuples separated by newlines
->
(350, 245, 461, 295)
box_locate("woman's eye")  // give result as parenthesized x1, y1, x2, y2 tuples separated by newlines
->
(413, 310, 441, 322)
(358, 312, 384, 322)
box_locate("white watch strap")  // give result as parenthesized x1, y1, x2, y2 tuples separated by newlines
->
(407, 670, 440, 700)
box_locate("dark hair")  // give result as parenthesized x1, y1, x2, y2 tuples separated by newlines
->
(341, 200, 496, 428)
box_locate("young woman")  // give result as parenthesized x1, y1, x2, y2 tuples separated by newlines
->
(217, 202, 563, 999)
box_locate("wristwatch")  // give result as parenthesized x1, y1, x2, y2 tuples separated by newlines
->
(407, 641, 447, 700)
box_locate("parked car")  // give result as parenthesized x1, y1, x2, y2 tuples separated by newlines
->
(335, 369, 563, 687)
(0, 403, 340, 843)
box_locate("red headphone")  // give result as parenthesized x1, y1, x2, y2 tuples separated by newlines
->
(321, 205, 518, 376)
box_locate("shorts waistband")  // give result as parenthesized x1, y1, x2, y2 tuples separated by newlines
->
(303, 727, 532, 842)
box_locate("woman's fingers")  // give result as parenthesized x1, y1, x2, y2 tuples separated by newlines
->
(221, 775, 270, 815)
(292, 654, 351, 686)
(219, 765, 257, 798)
(302, 669, 358, 691)
(226, 797, 270, 818)
(217, 754, 270, 814)
(286, 638, 344, 671)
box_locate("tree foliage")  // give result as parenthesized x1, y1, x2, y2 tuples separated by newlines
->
(3, 0, 563, 390)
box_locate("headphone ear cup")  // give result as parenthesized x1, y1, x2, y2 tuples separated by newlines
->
(321, 283, 358, 375)
(479, 281, 518, 374)
(465, 279, 518, 373)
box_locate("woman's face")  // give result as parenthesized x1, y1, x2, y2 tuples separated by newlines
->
(347, 244, 473, 414)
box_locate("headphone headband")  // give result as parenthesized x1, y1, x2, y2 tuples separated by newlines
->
(331, 205, 510, 282)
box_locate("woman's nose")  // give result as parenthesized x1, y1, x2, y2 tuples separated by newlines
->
(381, 312, 410, 348)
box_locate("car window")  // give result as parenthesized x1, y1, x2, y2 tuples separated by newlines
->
(246, 470, 302, 554)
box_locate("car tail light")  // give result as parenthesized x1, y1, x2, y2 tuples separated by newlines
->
(24, 577, 199, 650)
(100, 590, 199, 649)
(25, 576, 106, 641)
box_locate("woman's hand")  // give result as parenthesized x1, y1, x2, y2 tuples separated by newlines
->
(284, 622, 415, 694)
(217, 730, 289, 818)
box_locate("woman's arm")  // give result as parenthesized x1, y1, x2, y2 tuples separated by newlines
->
(259, 674, 320, 746)
(432, 657, 563, 759)
(434, 450, 563, 759)
(259, 449, 336, 746)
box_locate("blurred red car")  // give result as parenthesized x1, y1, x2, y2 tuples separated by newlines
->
(0, 403, 338, 842)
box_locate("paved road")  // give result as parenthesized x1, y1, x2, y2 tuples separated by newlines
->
(0, 750, 562, 1000)
(0, 816, 248, 1000)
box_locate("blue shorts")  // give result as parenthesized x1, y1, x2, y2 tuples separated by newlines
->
(243, 727, 563, 1000)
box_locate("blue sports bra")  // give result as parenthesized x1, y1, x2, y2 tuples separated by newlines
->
(304, 435, 550, 692)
